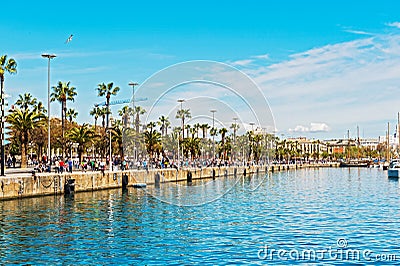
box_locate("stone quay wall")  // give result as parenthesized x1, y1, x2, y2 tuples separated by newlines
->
(0, 163, 339, 201)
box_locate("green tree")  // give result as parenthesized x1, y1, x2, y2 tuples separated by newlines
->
(6, 107, 46, 168)
(200, 124, 210, 139)
(144, 122, 162, 159)
(0, 55, 17, 174)
(66, 108, 78, 123)
(66, 124, 96, 163)
(89, 106, 102, 130)
(134, 106, 146, 134)
(15, 93, 37, 111)
(118, 105, 134, 128)
(96, 82, 120, 129)
(50, 81, 77, 157)
(157, 115, 170, 137)
(176, 109, 191, 138)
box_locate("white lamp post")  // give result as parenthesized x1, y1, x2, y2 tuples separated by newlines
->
(41, 54, 56, 164)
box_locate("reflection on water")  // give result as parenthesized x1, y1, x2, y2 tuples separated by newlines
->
(1, 168, 400, 265)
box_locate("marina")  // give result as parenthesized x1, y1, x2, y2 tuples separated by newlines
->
(1, 167, 399, 264)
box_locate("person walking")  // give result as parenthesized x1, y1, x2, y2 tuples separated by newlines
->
(68, 158, 73, 173)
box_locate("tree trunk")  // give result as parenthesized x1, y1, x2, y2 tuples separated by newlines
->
(61, 100, 65, 158)
(21, 132, 28, 168)
(106, 93, 110, 129)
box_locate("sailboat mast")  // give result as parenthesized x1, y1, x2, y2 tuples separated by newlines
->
(387, 122, 390, 162)
(398, 112, 400, 156)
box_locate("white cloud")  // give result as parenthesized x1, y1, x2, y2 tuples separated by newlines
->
(289, 123, 330, 133)
(387, 22, 400, 29)
(230, 59, 254, 66)
(252, 53, 270, 60)
(240, 34, 400, 138)
(343, 29, 374, 36)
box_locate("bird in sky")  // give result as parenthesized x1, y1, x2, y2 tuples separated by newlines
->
(65, 34, 73, 44)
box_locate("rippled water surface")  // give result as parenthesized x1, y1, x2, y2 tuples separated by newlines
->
(1, 168, 400, 265)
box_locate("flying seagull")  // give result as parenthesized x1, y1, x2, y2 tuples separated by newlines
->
(65, 34, 73, 44)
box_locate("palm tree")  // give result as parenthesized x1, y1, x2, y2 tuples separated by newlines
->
(6, 107, 46, 168)
(89, 106, 102, 130)
(118, 105, 134, 128)
(210, 127, 218, 138)
(0, 55, 17, 174)
(15, 93, 37, 111)
(157, 115, 170, 137)
(96, 82, 120, 129)
(66, 108, 78, 123)
(50, 81, 77, 157)
(194, 123, 201, 138)
(134, 106, 146, 134)
(176, 109, 191, 138)
(219, 128, 228, 159)
(144, 122, 162, 159)
(99, 107, 109, 129)
(110, 120, 124, 159)
(185, 124, 191, 138)
(33, 101, 46, 114)
(66, 124, 96, 163)
(200, 124, 210, 139)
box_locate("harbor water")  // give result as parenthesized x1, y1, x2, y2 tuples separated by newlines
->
(1, 168, 400, 265)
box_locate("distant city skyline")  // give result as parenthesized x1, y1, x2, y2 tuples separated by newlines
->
(2, 1, 400, 139)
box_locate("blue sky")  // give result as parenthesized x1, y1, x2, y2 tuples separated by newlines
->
(2, 1, 400, 139)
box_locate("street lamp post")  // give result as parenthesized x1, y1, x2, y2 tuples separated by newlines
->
(41, 54, 56, 165)
(129, 82, 139, 163)
(109, 117, 113, 171)
(177, 99, 185, 168)
(233, 117, 238, 164)
(210, 109, 217, 162)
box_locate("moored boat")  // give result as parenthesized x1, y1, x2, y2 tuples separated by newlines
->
(388, 159, 400, 178)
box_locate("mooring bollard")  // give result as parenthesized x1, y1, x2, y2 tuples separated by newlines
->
(64, 179, 75, 195)
(122, 174, 128, 190)
(187, 171, 193, 183)
(154, 173, 160, 187)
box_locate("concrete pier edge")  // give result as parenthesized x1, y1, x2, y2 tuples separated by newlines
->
(0, 163, 339, 201)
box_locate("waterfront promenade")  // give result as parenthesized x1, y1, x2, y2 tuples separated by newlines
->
(0, 163, 339, 200)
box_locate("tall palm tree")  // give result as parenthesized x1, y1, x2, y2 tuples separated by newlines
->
(157, 115, 170, 137)
(219, 128, 228, 159)
(96, 82, 120, 129)
(50, 81, 77, 157)
(200, 124, 210, 139)
(66, 124, 96, 163)
(66, 108, 78, 123)
(210, 127, 218, 138)
(134, 106, 146, 134)
(89, 106, 102, 130)
(185, 124, 191, 138)
(144, 122, 162, 159)
(15, 93, 37, 111)
(110, 120, 124, 159)
(6, 107, 46, 168)
(194, 123, 201, 138)
(176, 109, 191, 138)
(99, 107, 109, 129)
(118, 105, 134, 128)
(0, 55, 17, 175)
